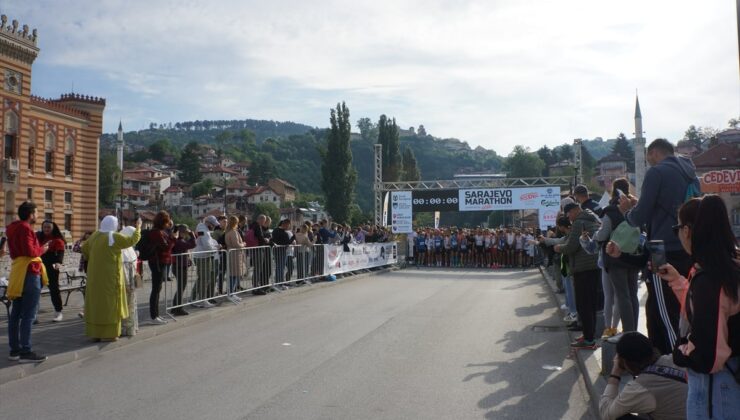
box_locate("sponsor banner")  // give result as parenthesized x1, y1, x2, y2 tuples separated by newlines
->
(458, 187, 561, 211)
(390, 191, 413, 234)
(458, 187, 561, 230)
(324, 242, 398, 275)
(700, 170, 740, 193)
(411, 189, 459, 212)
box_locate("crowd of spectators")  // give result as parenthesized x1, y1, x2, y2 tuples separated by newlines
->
(535, 138, 738, 419)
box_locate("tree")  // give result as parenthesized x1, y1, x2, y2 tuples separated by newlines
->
(552, 144, 573, 162)
(321, 102, 357, 223)
(356, 117, 378, 142)
(417, 125, 427, 136)
(251, 152, 275, 185)
(253, 202, 279, 227)
(536, 146, 556, 176)
(612, 133, 634, 171)
(99, 152, 120, 206)
(728, 117, 740, 129)
(504, 145, 545, 178)
(682, 125, 703, 149)
(148, 138, 173, 161)
(401, 147, 421, 181)
(179, 141, 202, 184)
(377, 114, 402, 181)
(191, 179, 213, 197)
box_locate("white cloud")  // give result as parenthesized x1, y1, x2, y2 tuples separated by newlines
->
(5, 0, 738, 154)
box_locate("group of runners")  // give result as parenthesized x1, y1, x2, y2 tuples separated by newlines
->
(408, 227, 540, 268)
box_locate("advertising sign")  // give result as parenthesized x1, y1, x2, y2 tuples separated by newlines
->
(390, 191, 413, 234)
(458, 187, 561, 229)
(699, 170, 740, 193)
(324, 243, 398, 275)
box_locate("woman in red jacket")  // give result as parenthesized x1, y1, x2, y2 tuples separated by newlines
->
(37, 221, 66, 322)
(147, 211, 175, 325)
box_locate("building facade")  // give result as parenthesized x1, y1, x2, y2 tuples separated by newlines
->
(0, 15, 103, 240)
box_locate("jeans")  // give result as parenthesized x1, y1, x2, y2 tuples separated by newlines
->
(172, 263, 189, 307)
(602, 268, 620, 329)
(274, 247, 287, 285)
(608, 264, 640, 332)
(148, 261, 170, 319)
(686, 357, 740, 419)
(8, 273, 42, 354)
(563, 275, 577, 314)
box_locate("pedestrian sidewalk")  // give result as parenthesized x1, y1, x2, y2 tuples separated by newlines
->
(0, 267, 394, 385)
(538, 265, 649, 416)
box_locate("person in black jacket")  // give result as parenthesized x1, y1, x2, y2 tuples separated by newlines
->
(575, 184, 602, 216)
(249, 215, 270, 294)
(271, 219, 294, 287)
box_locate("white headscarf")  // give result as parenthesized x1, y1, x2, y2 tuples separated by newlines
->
(120, 226, 138, 262)
(99, 215, 119, 247)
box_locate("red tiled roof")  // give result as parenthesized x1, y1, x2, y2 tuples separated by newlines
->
(692, 143, 740, 169)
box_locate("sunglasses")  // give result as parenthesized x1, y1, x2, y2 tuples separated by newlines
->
(671, 224, 687, 236)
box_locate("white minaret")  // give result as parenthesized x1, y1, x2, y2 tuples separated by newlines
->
(116, 120, 124, 171)
(633, 95, 646, 196)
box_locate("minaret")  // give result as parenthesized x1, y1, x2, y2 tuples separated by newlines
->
(116, 120, 124, 171)
(633, 95, 646, 196)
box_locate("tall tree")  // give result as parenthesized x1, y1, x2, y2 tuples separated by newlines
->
(504, 146, 545, 178)
(356, 117, 378, 142)
(536, 146, 556, 176)
(417, 125, 427, 136)
(728, 117, 740, 128)
(612, 133, 634, 171)
(148, 138, 173, 161)
(682, 125, 703, 149)
(251, 152, 275, 185)
(179, 141, 202, 184)
(377, 114, 402, 181)
(321, 102, 357, 222)
(401, 147, 421, 181)
(99, 152, 120, 206)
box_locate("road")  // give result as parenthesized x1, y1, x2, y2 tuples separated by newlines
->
(0, 268, 594, 419)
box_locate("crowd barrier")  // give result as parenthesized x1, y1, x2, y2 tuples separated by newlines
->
(159, 242, 398, 316)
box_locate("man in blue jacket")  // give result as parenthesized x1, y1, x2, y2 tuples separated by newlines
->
(619, 138, 701, 354)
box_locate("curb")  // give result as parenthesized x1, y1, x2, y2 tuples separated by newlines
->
(0, 267, 397, 385)
(536, 266, 606, 418)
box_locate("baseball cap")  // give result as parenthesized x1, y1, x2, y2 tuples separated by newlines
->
(204, 215, 219, 226)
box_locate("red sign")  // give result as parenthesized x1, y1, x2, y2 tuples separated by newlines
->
(700, 170, 740, 193)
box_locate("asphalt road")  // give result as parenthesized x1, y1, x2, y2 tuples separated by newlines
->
(0, 268, 595, 420)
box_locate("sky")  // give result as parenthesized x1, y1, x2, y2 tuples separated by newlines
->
(7, 0, 740, 155)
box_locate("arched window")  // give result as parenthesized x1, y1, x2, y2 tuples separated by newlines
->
(64, 137, 74, 177)
(45, 132, 55, 174)
(3, 111, 18, 159)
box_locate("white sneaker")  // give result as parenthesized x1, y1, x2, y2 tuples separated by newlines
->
(151, 317, 167, 325)
(563, 313, 578, 323)
(52, 312, 63, 322)
(560, 304, 568, 311)
(227, 296, 241, 304)
(201, 300, 215, 308)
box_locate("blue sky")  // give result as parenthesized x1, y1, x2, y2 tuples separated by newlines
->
(8, 0, 739, 155)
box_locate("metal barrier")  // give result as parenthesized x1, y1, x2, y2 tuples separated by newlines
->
(160, 242, 397, 316)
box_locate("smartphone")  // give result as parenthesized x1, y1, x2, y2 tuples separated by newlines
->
(616, 189, 625, 198)
(648, 240, 666, 271)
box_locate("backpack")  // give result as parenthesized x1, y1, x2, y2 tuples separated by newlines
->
(244, 228, 259, 247)
(136, 229, 155, 260)
(684, 177, 702, 202)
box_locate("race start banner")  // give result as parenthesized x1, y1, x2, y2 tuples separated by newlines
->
(458, 187, 561, 229)
(387, 187, 561, 230)
(324, 242, 398, 275)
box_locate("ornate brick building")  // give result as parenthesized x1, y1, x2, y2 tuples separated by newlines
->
(0, 14, 104, 240)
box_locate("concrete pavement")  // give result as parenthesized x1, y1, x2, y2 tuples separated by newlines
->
(0, 268, 595, 419)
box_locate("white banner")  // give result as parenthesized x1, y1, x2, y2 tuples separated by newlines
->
(324, 242, 398, 275)
(458, 187, 561, 230)
(390, 191, 413, 234)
